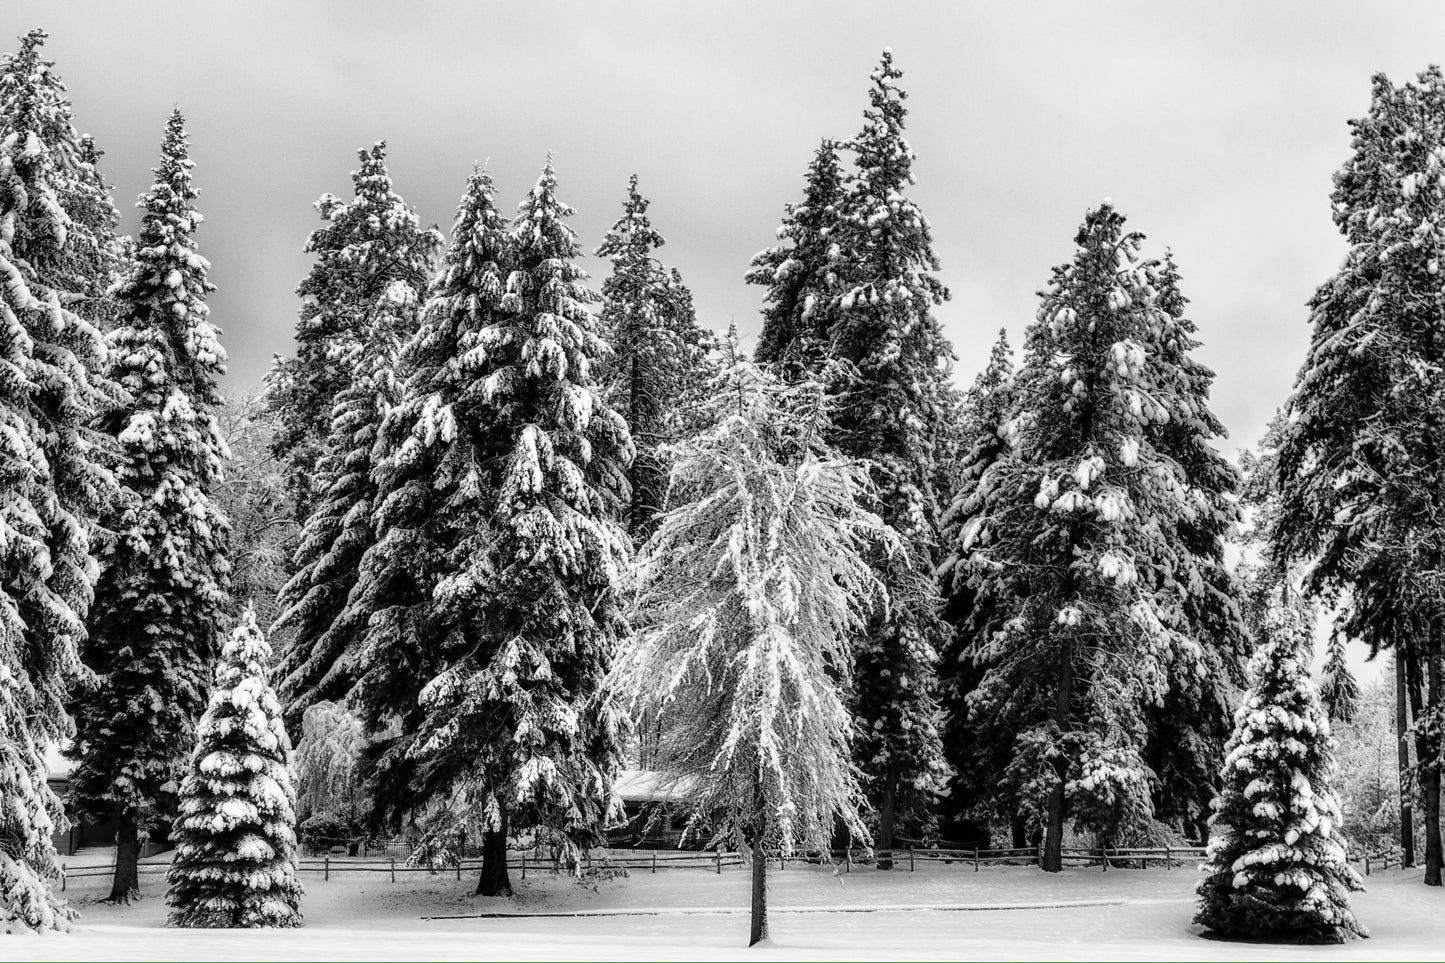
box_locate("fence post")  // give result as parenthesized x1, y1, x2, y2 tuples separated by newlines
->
(61, 863, 66, 892)
(522, 854, 527, 880)
(456, 859, 461, 881)
(846, 849, 851, 874)
(324, 856, 330, 882)
(715, 850, 721, 875)
(652, 850, 657, 874)
(1363, 856, 1370, 877)
(973, 848, 980, 873)
(390, 857, 396, 883)
(909, 846, 915, 872)
(1101, 847, 1107, 872)
(1164, 845, 1171, 870)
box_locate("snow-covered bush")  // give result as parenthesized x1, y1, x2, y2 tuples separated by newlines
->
(1195, 601, 1366, 943)
(298, 812, 349, 855)
(166, 610, 304, 928)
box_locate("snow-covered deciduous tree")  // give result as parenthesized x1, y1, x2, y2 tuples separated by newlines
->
(273, 278, 418, 729)
(266, 142, 441, 523)
(1195, 599, 1367, 944)
(214, 393, 298, 631)
(166, 608, 303, 929)
(1275, 67, 1445, 886)
(613, 345, 883, 947)
(826, 49, 953, 857)
(294, 701, 364, 822)
(68, 110, 230, 904)
(1333, 669, 1411, 856)
(963, 204, 1221, 869)
(0, 29, 121, 933)
(349, 164, 631, 898)
(594, 174, 712, 535)
(747, 141, 843, 378)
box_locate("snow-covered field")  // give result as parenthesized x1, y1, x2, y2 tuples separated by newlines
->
(10, 860, 1444, 960)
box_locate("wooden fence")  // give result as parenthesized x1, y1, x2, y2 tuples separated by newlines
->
(1360, 846, 1405, 876)
(57, 848, 745, 890)
(59, 841, 1419, 892)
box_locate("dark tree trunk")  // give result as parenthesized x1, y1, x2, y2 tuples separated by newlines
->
(1426, 625, 1442, 886)
(475, 807, 513, 897)
(1398, 651, 1416, 868)
(876, 757, 898, 870)
(749, 831, 768, 947)
(1010, 813, 1027, 850)
(1042, 645, 1074, 873)
(108, 812, 141, 903)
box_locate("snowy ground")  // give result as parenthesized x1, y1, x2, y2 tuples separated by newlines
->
(11, 857, 1445, 960)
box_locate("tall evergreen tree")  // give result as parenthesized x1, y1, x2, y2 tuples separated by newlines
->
(1276, 67, 1445, 886)
(67, 109, 230, 903)
(166, 609, 303, 929)
(273, 277, 420, 731)
(936, 329, 1019, 836)
(0, 29, 120, 932)
(613, 350, 883, 947)
(1141, 253, 1250, 842)
(827, 49, 953, 857)
(1195, 600, 1366, 944)
(594, 175, 711, 535)
(963, 204, 1218, 870)
(1319, 634, 1362, 724)
(349, 164, 631, 897)
(747, 140, 843, 377)
(266, 143, 441, 523)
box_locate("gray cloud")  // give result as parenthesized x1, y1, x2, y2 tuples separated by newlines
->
(11, 0, 1445, 454)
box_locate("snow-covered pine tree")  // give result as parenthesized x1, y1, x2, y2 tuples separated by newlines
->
(67, 110, 231, 904)
(273, 277, 419, 730)
(613, 344, 884, 947)
(594, 175, 712, 535)
(1195, 599, 1367, 944)
(1140, 252, 1251, 843)
(1275, 67, 1445, 886)
(964, 204, 1210, 870)
(166, 608, 303, 928)
(1319, 635, 1361, 725)
(825, 49, 954, 858)
(350, 164, 631, 898)
(0, 29, 121, 933)
(936, 329, 1021, 836)
(339, 168, 511, 885)
(266, 142, 441, 523)
(747, 140, 843, 378)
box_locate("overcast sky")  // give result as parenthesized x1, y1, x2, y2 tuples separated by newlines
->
(11, 0, 1445, 456)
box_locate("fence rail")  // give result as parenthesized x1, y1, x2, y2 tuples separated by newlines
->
(59, 842, 1214, 890)
(1359, 846, 1404, 875)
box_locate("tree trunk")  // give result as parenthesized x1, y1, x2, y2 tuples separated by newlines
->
(1042, 645, 1075, 873)
(1426, 624, 1442, 886)
(876, 756, 898, 870)
(107, 812, 141, 903)
(475, 807, 512, 897)
(749, 830, 768, 947)
(1398, 651, 1416, 868)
